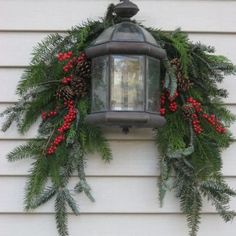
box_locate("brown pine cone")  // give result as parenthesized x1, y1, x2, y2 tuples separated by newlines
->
(56, 86, 75, 100)
(71, 76, 88, 98)
(170, 58, 192, 92)
(76, 60, 91, 80)
(182, 103, 195, 119)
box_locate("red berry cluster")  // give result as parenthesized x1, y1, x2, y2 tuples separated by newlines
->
(57, 50, 77, 73)
(186, 97, 204, 135)
(202, 113, 226, 134)
(61, 75, 72, 85)
(47, 100, 77, 155)
(62, 53, 86, 73)
(77, 53, 86, 63)
(186, 97, 202, 113)
(57, 51, 73, 62)
(63, 57, 77, 72)
(169, 101, 178, 112)
(160, 90, 179, 116)
(160, 108, 166, 116)
(57, 51, 87, 73)
(186, 97, 226, 135)
(58, 100, 77, 133)
(160, 93, 166, 116)
(169, 91, 179, 102)
(47, 134, 65, 155)
(160, 94, 166, 106)
(41, 111, 57, 121)
(191, 113, 203, 135)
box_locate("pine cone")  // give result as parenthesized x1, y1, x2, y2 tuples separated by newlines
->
(182, 103, 195, 119)
(177, 75, 192, 92)
(71, 76, 88, 99)
(171, 58, 181, 68)
(77, 60, 91, 80)
(56, 86, 75, 100)
(170, 58, 192, 92)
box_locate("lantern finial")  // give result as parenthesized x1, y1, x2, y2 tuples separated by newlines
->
(114, 0, 139, 20)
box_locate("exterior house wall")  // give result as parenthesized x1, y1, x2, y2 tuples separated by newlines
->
(0, 1, 236, 235)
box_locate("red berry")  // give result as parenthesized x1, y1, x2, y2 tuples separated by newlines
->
(187, 97, 193, 103)
(160, 108, 166, 116)
(41, 112, 47, 120)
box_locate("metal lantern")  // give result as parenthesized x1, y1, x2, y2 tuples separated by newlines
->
(85, 0, 167, 130)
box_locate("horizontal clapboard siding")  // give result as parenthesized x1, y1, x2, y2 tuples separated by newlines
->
(1, 0, 236, 235)
(1, 1, 236, 32)
(0, 140, 236, 177)
(1, 32, 236, 67)
(0, 177, 236, 213)
(0, 214, 235, 236)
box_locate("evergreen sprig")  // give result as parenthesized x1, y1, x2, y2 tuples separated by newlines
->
(55, 189, 69, 236)
(155, 29, 236, 236)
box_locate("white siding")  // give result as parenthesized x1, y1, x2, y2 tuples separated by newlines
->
(0, 0, 236, 235)
(1, 1, 236, 32)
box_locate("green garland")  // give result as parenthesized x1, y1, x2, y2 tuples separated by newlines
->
(1, 4, 236, 236)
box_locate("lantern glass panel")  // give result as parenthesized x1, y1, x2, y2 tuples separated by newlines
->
(112, 22, 144, 42)
(91, 56, 109, 112)
(141, 27, 158, 45)
(147, 57, 160, 112)
(111, 55, 145, 111)
(111, 55, 144, 111)
(92, 27, 114, 45)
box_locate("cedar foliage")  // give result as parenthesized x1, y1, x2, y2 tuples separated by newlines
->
(1, 4, 236, 236)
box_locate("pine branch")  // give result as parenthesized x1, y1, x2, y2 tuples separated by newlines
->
(48, 144, 75, 188)
(173, 160, 202, 236)
(0, 88, 42, 132)
(60, 148, 77, 186)
(17, 34, 63, 95)
(1, 109, 20, 132)
(55, 189, 69, 236)
(182, 187, 202, 236)
(75, 179, 95, 203)
(30, 186, 57, 209)
(74, 143, 95, 202)
(19, 88, 56, 134)
(7, 140, 45, 162)
(64, 189, 80, 215)
(104, 3, 116, 25)
(25, 158, 49, 210)
(172, 35, 190, 76)
(80, 124, 112, 162)
(158, 156, 172, 207)
(200, 179, 236, 222)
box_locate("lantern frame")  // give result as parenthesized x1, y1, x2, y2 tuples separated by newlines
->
(85, 0, 167, 130)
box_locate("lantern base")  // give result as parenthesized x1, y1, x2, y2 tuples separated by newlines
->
(85, 111, 166, 128)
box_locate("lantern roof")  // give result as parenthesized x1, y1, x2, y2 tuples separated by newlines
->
(85, 0, 166, 59)
(85, 21, 166, 59)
